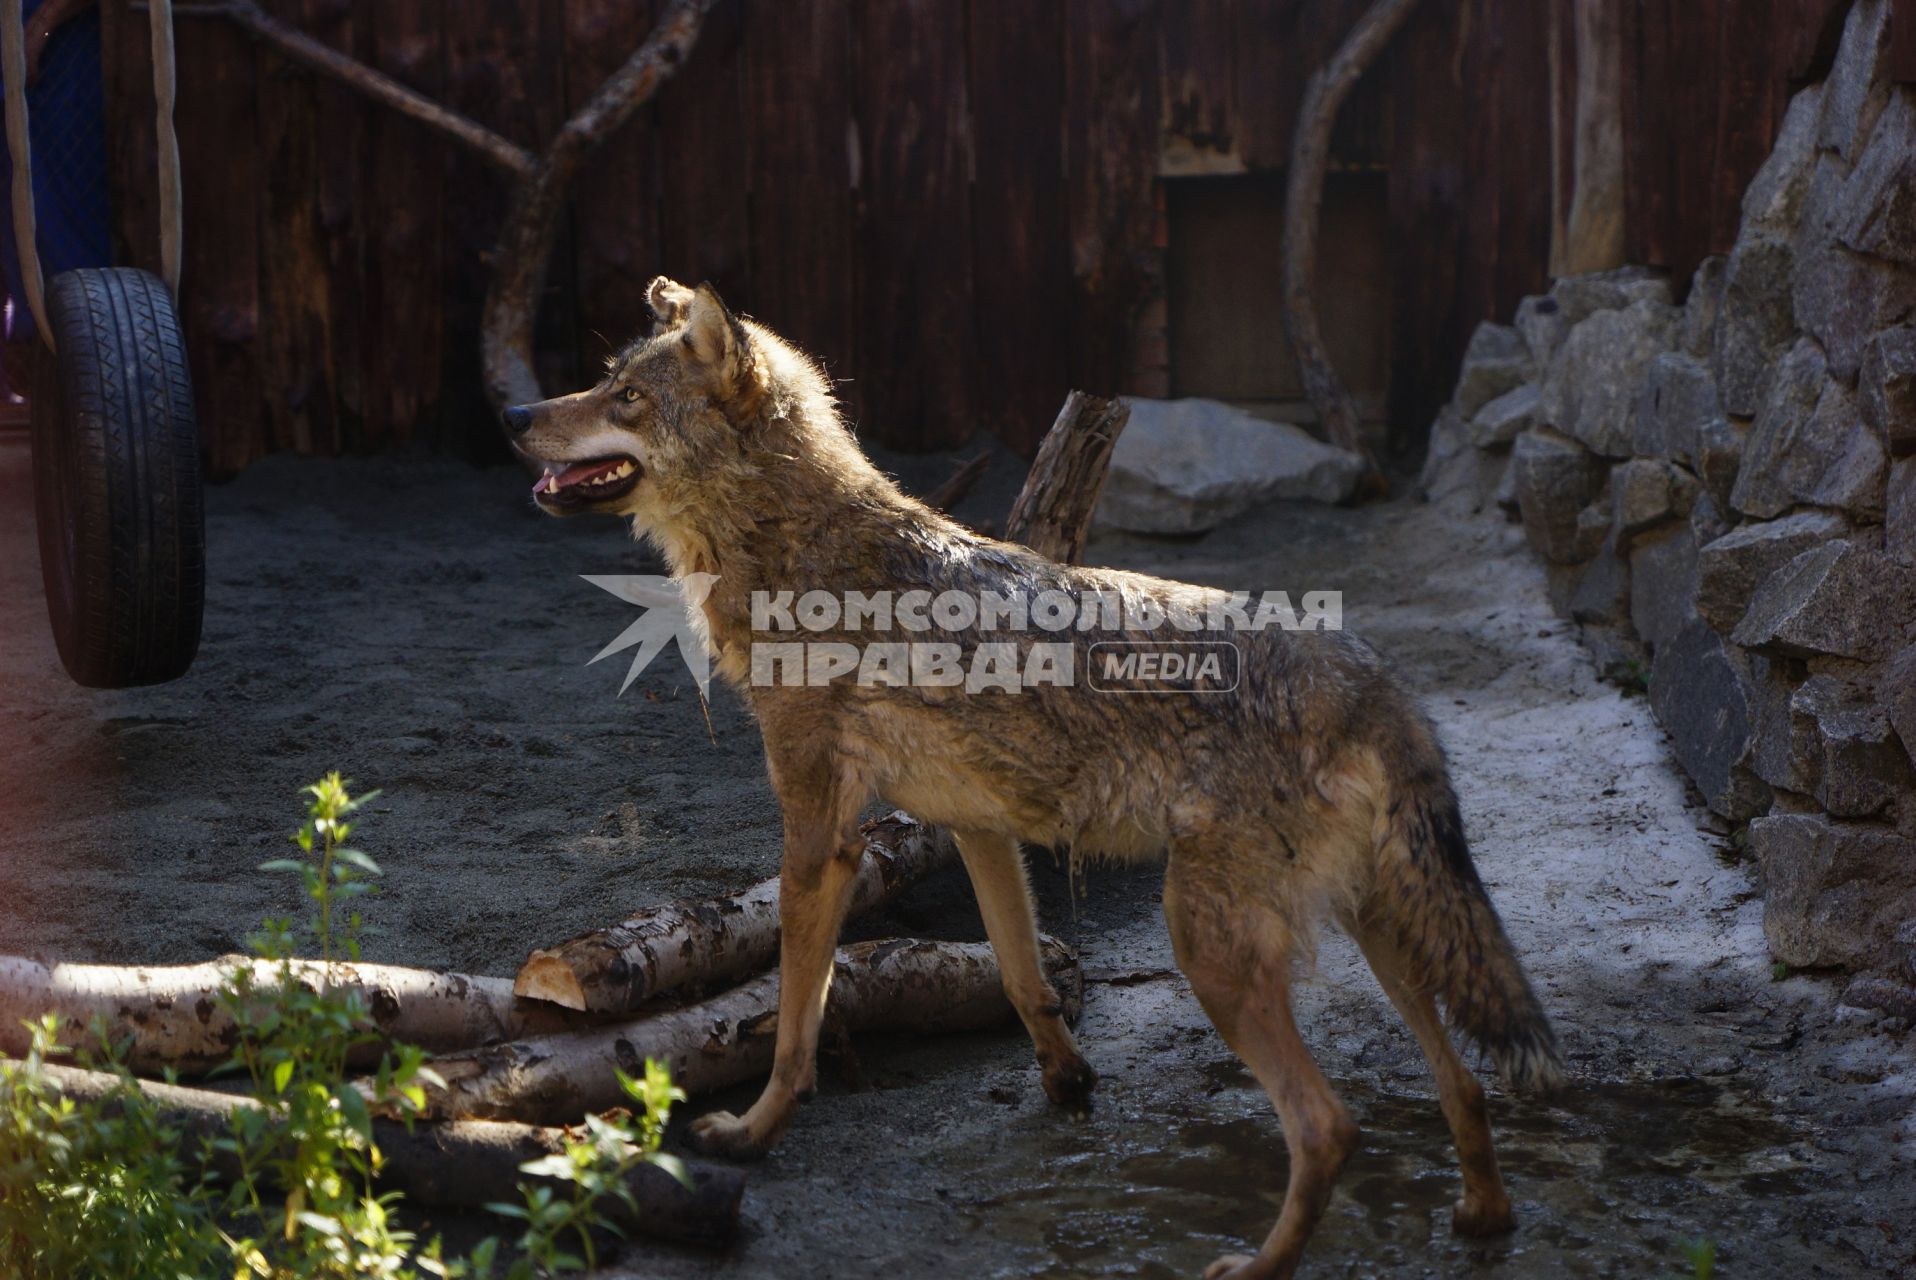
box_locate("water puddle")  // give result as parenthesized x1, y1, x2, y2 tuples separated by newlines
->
(947, 1075, 1825, 1278)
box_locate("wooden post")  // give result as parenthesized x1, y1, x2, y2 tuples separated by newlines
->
(1555, 0, 1626, 276)
(1003, 391, 1130, 564)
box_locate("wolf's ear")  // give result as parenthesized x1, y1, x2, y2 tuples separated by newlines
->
(646, 276, 695, 330)
(680, 283, 751, 391)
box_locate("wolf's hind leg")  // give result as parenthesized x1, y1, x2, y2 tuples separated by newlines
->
(1164, 861, 1356, 1280)
(1351, 926, 1513, 1236)
(687, 765, 865, 1160)
(953, 829, 1095, 1106)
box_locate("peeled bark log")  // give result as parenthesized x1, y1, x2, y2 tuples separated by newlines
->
(0, 955, 584, 1075)
(1003, 391, 1130, 565)
(1281, 0, 1420, 497)
(9, 1059, 744, 1246)
(515, 813, 955, 1014)
(429, 936, 1080, 1125)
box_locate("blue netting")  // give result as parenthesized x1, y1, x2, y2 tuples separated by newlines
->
(0, 0, 113, 345)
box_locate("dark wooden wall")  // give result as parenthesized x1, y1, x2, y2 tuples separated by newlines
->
(1619, 0, 1853, 279)
(92, 0, 1867, 475)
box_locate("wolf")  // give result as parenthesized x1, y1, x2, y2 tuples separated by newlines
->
(503, 276, 1562, 1279)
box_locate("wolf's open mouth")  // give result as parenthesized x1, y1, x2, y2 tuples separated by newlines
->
(532, 455, 642, 507)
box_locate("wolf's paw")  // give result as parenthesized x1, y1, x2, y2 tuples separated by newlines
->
(1451, 1193, 1514, 1237)
(1201, 1253, 1262, 1280)
(1041, 1054, 1098, 1111)
(686, 1110, 770, 1161)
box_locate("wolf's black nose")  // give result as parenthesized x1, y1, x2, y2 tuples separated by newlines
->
(502, 405, 534, 436)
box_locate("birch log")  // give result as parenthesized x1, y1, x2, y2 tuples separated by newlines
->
(430, 936, 1079, 1125)
(514, 812, 956, 1013)
(0, 955, 584, 1074)
(6, 1059, 743, 1246)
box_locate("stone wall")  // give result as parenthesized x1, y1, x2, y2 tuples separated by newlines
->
(1420, 0, 1916, 995)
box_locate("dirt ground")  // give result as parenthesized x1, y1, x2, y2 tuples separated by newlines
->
(0, 433, 1910, 1278)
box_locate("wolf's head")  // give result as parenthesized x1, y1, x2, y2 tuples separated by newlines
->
(503, 277, 884, 575)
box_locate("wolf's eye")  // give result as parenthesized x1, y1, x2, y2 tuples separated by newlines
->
(622, 387, 641, 404)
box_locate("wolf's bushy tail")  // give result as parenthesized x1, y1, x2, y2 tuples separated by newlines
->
(1377, 782, 1563, 1095)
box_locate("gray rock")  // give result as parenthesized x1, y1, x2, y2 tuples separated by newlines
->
(1419, 404, 1508, 518)
(1492, 452, 1520, 521)
(1613, 457, 1699, 540)
(1542, 299, 1680, 457)
(1632, 352, 1722, 463)
(1732, 540, 1916, 661)
(1629, 522, 1699, 653)
(1792, 242, 1916, 382)
(1468, 383, 1540, 448)
(1514, 294, 1571, 367)
(1795, 156, 1860, 296)
(1453, 323, 1534, 418)
(1746, 651, 1812, 793)
(1736, 363, 1887, 520)
(1690, 491, 1732, 544)
(1097, 398, 1365, 534)
(1886, 644, 1916, 772)
(1817, 0, 1892, 162)
(1695, 415, 1750, 512)
(1680, 255, 1728, 358)
(1788, 674, 1914, 818)
(1695, 510, 1849, 633)
(1753, 811, 1916, 970)
(1835, 88, 1916, 266)
(1801, 384, 1889, 520)
(1842, 975, 1916, 1020)
(1569, 530, 1631, 626)
(1551, 266, 1674, 323)
(1512, 428, 1608, 564)
(1419, 403, 1470, 494)
(1649, 617, 1770, 820)
(1859, 325, 1916, 458)
(1713, 236, 1796, 417)
(1742, 83, 1825, 236)
(1888, 456, 1916, 563)
(1572, 481, 1613, 563)
(1731, 337, 1827, 518)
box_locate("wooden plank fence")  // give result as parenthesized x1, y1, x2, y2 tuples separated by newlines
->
(88, 0, 1873, 473)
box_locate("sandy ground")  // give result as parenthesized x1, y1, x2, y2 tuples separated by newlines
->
(0, 433, 1910, 1278)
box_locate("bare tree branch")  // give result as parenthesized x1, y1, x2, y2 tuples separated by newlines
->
(481, 0, 719, 410)
(171, 2, 532, 175)
(1281, 0, 1422, 497)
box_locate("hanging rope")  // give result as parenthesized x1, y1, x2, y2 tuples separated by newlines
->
(0, 0, 53, 350)
(148, 0, 180, 293)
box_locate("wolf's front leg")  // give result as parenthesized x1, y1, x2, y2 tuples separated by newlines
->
(688, 779, 864, 1159)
